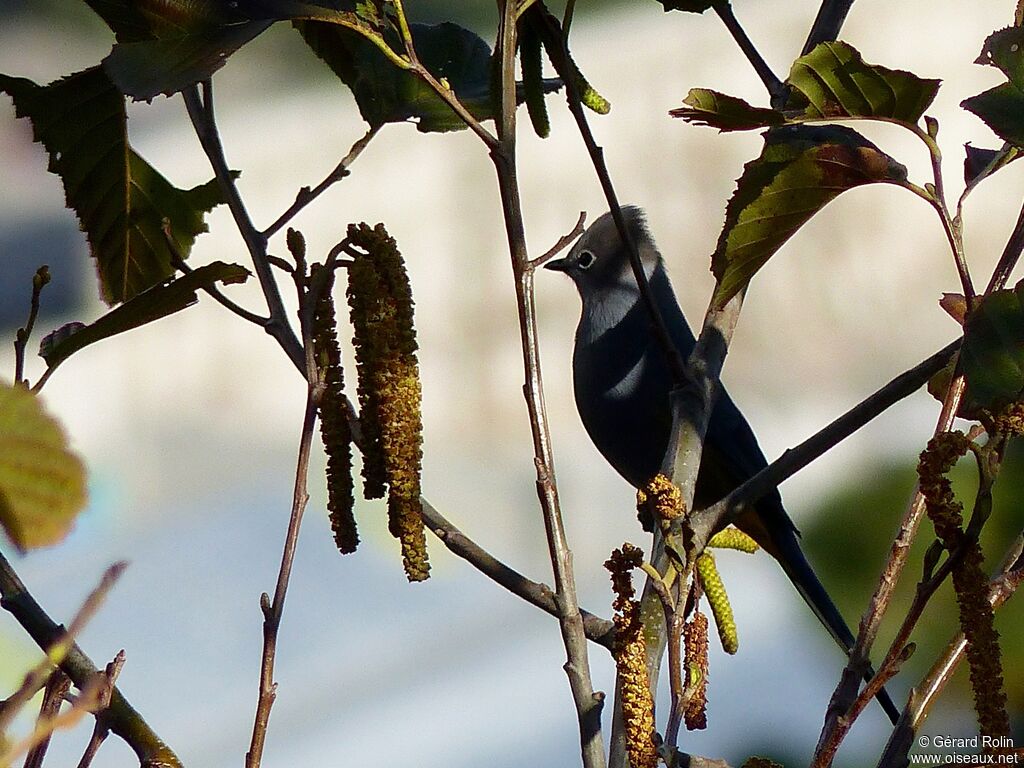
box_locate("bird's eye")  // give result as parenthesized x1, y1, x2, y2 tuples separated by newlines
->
(576, 249, 596, 270)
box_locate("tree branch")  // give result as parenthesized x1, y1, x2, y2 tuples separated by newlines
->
(491, 4, 605, 766)
(182, 82, 306, 374)
(691, 339, 960, 552)
(263, 125, 380, 240)
(812, 370, 967, 765)
(801, 0, 855, 55)
(0, 554, 179, 768)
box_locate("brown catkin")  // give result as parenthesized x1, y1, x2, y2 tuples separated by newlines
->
(918, 432, 1010, 741)
(604, 544, 657, 768)
(311, 264, 358, 554)
(683, 610, 709, 730)
(346, 223, 428, 582)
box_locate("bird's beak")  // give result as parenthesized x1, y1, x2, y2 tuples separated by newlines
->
(543, 255, 573, 273)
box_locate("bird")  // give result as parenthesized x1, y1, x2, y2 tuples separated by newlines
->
(545, 206, 900, 723)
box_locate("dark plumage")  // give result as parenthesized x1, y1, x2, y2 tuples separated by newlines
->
(546, 207, 899, 723)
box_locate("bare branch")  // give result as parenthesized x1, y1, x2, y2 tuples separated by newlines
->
(182, 82, 306, 374)
(263, 126, 381, 240)
(0, 558, 175, 767)
(801, 0, 855, 55)
(490, 3, 605, 766)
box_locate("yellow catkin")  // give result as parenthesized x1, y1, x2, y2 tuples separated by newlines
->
(696, 552, 738, 655)
(636, 473, 685, 531)
(683, 610, 709, 731)
(918, 432, 1010, 742)
(708, 527, 759, 554)
(604, 544, 657, 768)
(310, 264, 358, 555)
(346, 223, 428, 582)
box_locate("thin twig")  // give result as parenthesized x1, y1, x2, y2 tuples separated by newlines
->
(713, 2, 784, 102)
(528, 212, 587, 270)
(0, 561, 126, 736)
(419, 497, 616, 648)
(523, 6, 687, 386)
(162, 221, 268, 326)
(183, 82, 306, 374)
(875, 535, 1024, 768)
(22, 669, 72, 768)
(76, 652, 127, 768)
(245, 268, 327, 768)
(13, 266, 49, 386)
(921, 121, 976, 304)
(491, 2, 605, 766)
(263, 126, 381, 240)
(812, 371, 967, 767)
(691, 339, 960, 551)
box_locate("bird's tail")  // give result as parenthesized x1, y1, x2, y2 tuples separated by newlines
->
(766, 525, 902, 725)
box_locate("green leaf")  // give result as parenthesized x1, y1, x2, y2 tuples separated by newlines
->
(787, 41, 940, 123)
(963, 143, 1019, 187)
(103, 23, 273, 99)
(974, 26, 1024, 87)
(0, 383, 87, 552)
(81, 0, 271, 98)
(82, 0, 254, 41)
(962, 84, 1024, 147)
(297, 20, 559, 132)
(39, 262, 251, 372)
(0, 67, 229, 304)
(670, 88, 784, 131)
(960, 281, 1024, 413)
(962, 28, 1024, 148)
(711, 125, 908, 307)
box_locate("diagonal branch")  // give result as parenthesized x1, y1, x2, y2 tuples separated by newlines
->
(0, 553, 180, 768)
(801, 0, 855, 55)
(183, 82, 305, 374)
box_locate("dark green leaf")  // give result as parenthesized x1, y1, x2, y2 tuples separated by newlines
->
(974, 26, 1024, 87)
(82, 0, 255, 42)
(0, 67, 230, 304)
(103, 23, 273, 99)
(962, 84, 1024, 147)
(297, 20, 559, 132)
(39, 262, 250, 371)
(658, 0, 716, 11)
(670, 88, 784, 131)
(960, 280, 1024, 413)
(962, 28, 1024, 148)
(963, 143, 1019, 186)
(787, 41, 940, 123)
(711, 125, 908, 307)
(0, 383, 87, 552)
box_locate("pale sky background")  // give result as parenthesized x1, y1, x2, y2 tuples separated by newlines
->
(0, 2, 1020, 767)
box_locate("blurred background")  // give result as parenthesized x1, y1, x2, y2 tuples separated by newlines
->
(1, 1, 1022, 766)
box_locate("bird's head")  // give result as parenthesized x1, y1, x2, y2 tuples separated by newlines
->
(544, 206, 662, 297)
